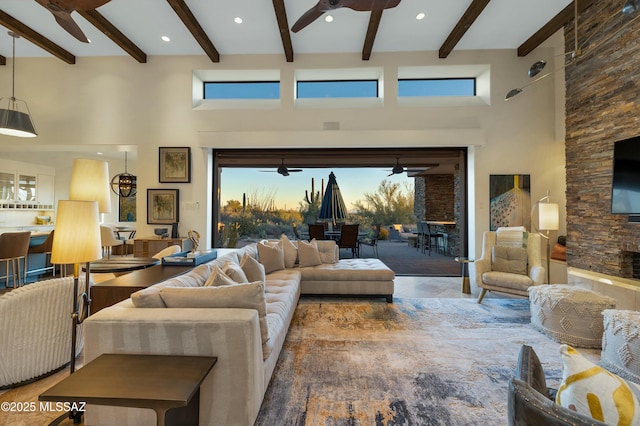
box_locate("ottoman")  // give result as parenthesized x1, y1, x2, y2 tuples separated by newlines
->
(528, 285, 616, 348)
(601, 309, 640, 383)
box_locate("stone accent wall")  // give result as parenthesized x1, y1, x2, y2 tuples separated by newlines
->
(425, 175, 455, 221)
(414, 177, 425, 221)
(564, 0, 640, 278)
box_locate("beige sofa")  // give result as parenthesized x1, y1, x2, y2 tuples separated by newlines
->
(0, 277, 85, 389)
(84, 240, 394, 425)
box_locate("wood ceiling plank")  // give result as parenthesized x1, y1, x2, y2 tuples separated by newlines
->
(166, 0, 219, 63)
(0, 10, 75, 64)
(438, 0, 491, 59)
(78, 10, 147, 63)
(272, 0, 294, 62)
(362, 10, 383, 61)
(517, 0, 595, 57)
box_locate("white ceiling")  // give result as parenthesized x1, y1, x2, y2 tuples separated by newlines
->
(0, 0, 571, 59)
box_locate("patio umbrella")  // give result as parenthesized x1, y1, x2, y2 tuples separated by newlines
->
(318, 172, 347, 225)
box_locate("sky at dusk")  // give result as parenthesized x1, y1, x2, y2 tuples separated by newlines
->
(220, 167, 413, 211)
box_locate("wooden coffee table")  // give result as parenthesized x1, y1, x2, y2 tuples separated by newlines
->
(39, 354, 217, 426)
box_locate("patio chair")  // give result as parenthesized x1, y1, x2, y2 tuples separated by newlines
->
(338, 224, 359, 258)
(308, 223, 326, 241)
(358, 224, 380, 257)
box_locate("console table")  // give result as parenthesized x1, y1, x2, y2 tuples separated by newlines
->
(39, 354, 217, 426)
(133, 237, 193, 258)
(90, 264, 192, 314)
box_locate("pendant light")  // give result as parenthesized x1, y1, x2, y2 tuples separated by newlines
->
(110, 152, 137, 198)
(0, 32, 37, 138)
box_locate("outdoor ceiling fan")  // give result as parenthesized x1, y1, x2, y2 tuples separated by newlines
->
(387, 158, 406, 176)
(260, 160, 303, 177)
(291, 0, 402, 33)
(35, 0, 111, 43)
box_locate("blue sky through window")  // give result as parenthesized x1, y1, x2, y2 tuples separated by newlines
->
(398, 78, 475, 97)
(297, 80, 378, 99)
(204, 81, 280, 99)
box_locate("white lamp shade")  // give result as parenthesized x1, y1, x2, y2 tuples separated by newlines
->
(51, 200, 102, 264)
(538, 202, 559, 231)
(69, 158, 112, 214)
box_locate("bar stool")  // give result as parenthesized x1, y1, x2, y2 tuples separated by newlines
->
(0, 231, 31, 288)
(27, 230, 56, 277)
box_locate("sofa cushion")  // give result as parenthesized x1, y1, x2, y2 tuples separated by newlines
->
(223, 260, 249, 283)
(496, 227, 527, 247)
(299, 258, 395, 282)
(556, 344, 640, 424)
(481, 271, 533, 291)
(298, 239, 322, 268)
(204, 265, 237, 287)
(159, 282, 271, 358)
(257, 241, 285, 274)
(492, 245, 527, 275)
(240, 253, 266, 284)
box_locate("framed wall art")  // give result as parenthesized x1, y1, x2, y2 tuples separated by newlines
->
(489, 174, 531, 231)
(118, 193, 136, 222)
(159, 147, 191, 183)
(147, 188, 179, 224)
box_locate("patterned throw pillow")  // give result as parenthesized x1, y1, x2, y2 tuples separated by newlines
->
(556, 344, 640, 424)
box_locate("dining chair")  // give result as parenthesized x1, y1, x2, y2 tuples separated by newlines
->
(337, 224, 359, 258)
(0, 231, 31, 288)
(27, 230, 56, 277)
(100, 225, 126, 259)
(358, 224, 380, 257)
(308, 223, 326, 241)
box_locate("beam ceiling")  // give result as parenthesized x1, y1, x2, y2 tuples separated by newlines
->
(439, 0, 492, 59)
(78, 9, 147, 63)
(272, 0, 294, 62)
(166, 0, 220, 63)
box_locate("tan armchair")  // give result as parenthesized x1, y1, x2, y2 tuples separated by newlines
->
(475, 230, 545, 303)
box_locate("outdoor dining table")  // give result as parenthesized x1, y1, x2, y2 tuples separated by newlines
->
(324, 230, 368, 240)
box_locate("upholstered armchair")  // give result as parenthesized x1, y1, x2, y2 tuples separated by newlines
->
(475, 229, 544, 303)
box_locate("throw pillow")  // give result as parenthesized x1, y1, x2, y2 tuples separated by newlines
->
(496, 227, 528, 247)
(223, 260, 249, 284)
(556, 344, 640, 424)
(159, 282, 271, 358)
(240, 253, 266, 284)
(257, 241, 285, 274)
(279, 234, 298, 268)
(203, 265, 237, 287)
(317, 240, 338, 264)
(491, 245, 527, 275)
(298, 239, 322, 267)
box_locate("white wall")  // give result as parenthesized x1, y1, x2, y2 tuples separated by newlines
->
(0, 45, 566, 254)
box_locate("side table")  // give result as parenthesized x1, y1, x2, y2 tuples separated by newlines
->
(454, 257, 474, 294)
(39, 354, 217, 426)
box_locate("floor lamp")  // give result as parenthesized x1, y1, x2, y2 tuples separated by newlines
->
(536, 194, 559, 284)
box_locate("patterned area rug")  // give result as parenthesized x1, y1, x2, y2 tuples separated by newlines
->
(256, 297, 595, 425)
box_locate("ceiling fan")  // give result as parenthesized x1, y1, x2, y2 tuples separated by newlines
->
(260, 160, 303, 177)
(387, 158, 406, 177)
(35, 0, 111, 43)
(291, 0, 402, 33)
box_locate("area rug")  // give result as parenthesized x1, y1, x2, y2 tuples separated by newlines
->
(256, 297, 598, 425)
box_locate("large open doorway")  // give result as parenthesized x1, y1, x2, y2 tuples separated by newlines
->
(211, 147, 467, 276)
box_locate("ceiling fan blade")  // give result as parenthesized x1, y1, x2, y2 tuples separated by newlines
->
(53, 11, 90, 42)
(288, 169, 303, 172)
(291, 6, 326, 32)
(43, 0, 111, 11)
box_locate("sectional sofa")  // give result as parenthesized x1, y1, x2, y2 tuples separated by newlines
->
(84, 238, 394, 425)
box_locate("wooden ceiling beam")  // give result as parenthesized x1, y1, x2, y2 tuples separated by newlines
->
(78, 9, 147, 63)
(0, 10, 75, 64)
(439, 0, 491, 59)
(517, 0, 595, 57)
(362, 10, 383, 61)
(167, 0, 219, 63)
(272, 0, 294, 62)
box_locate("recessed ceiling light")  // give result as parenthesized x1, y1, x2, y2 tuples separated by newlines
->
(416, 12, 426, 20)
(325, 15, 334, 23)
(234, 17, 243, 24)
(161, 35, 170, 42)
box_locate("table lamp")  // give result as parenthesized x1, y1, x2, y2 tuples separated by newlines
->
(51, 200, 102, 375)
(537, 194, 559, 284)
